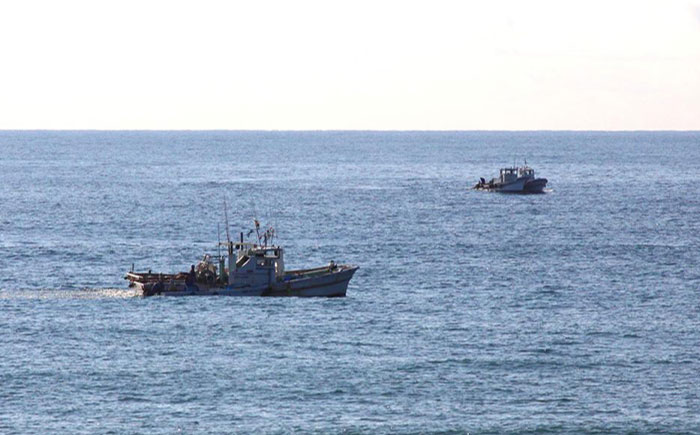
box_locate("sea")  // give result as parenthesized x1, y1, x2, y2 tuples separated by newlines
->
(1, 131, 699, 434)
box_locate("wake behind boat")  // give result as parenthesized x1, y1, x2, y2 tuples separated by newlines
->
(473, 164, 548, 193)
(125, 221, 358, 297)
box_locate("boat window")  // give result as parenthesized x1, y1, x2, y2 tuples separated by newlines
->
(236, 255, 249, 268)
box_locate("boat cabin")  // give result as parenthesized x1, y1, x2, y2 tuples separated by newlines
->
(217, 241, 286, 288)
(517, 166, 535, 179)
(498, 166, 536, 184)
(499, 167, 519, 184)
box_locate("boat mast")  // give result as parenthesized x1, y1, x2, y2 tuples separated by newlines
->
(224, 199, 235, 286)
(224, 198, 231, 245)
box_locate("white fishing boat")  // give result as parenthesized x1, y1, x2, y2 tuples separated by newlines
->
(474, 164, 548, 193)
(125, 221, 358, 297)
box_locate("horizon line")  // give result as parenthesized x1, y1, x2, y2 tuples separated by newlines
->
(1, 129, 699, 133)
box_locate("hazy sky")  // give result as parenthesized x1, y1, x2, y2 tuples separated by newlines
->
(1, 0, 699, 130)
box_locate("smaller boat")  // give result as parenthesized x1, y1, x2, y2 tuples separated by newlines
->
(125, 221, 358, 297)
(474, 164, 548, 193)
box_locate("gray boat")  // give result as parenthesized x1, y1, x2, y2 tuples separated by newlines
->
(474, 164, 548, 193)
(125, 222, 358, 297)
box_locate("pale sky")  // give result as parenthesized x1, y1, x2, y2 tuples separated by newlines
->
(0, 0, 699, 130)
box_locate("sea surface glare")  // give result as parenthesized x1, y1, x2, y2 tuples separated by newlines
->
(1, 131, 699, 434)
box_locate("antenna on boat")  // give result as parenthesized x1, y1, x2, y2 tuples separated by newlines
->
(273, 218, 278, 246)
(254, 218, 261, 244)
(249, 199, 262, 244)
(224, 197, 235, 257)
(218, 222, 221, 258)
(223, 197, 231, 244)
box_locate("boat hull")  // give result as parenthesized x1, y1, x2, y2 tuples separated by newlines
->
(498, 178, 527, 192)
(524, 178, 548, 193)
(127, 265, 358, 298)
(267, 266, 357, 297)
(474, 177, 548, 194)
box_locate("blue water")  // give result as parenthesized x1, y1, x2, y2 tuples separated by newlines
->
(1, 131, 699, 433)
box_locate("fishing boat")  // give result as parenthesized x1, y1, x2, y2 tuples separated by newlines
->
(474, 164, 548, 193)
(125, 221, 358, 297)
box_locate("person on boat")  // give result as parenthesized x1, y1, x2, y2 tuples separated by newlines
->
(185, 265, 198, 292)
(152, 274, 165, 295)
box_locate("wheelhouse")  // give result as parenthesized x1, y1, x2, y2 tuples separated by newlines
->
(499, 167, 518, 183)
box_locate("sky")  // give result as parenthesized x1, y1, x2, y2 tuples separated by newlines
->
(0, 0, 699, 130)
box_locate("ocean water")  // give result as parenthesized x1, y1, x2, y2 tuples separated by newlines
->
(1, 131, 699, 434)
